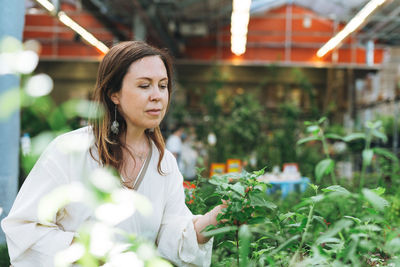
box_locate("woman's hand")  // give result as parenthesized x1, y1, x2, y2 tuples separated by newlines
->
(193, 202, 227, 244)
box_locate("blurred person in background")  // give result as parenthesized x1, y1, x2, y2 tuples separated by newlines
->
(1, 41, 225, 267)
(180, 128, 199, 181)
(166, 125, 184, 165)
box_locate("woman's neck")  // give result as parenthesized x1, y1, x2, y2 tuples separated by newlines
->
(124, 126, 147, 148)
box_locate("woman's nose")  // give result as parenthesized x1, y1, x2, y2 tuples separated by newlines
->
(149, 87, 161, 101)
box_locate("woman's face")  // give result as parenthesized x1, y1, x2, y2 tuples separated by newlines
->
(111, 55, 169, 132)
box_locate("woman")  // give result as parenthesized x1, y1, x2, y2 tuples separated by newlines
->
(2, 41, 224, 266)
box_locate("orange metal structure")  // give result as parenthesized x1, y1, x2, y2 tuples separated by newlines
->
(184, 5, 384, 65)
(23, 3, 129, 58)
(23, 3, 384, 65)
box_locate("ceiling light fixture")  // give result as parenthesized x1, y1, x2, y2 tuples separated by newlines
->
(317, 0, 388, 58)
(231, 0, 252, 56)
(35, 0, 110, 54)
(57, 12, 109, 54)
(35, 0, 55, 13)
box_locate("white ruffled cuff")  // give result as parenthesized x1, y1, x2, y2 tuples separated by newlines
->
(158, 215, 213, 267)
(178, 215, 213, 266)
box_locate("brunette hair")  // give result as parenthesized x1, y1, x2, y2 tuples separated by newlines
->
(89, 41, 173, 174)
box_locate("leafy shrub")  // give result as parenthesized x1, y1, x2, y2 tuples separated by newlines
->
(183, 118, 400, 266)
(0, 244, 10, 267)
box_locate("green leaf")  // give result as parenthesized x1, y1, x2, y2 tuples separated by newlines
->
(322, 185, 350, 195)
(279, 212, 296, 222)
(362, 188, 389, 211)
(218, 240, 236, 250)
(254, 184, 266, 192)
(372, 187, 385, 196)
(343, 133, 366, 142)
(366, 121, 375, 129)
(268, 235, 300, 255)
(296, 136, 321, 145)
(315, 159, 335, 182)
(231, 182, 245, 196)
(309, 183, 319, 193)
(306, 125, 320, 134)
(247, 216, 266, 224)
(349, 233, 369, 240)
(372, 120, 382, 128)
(357, 224, 381, 232)
(310, 194, 324, 203)
(385, 238, 400, 255)
(312, 215, 328, 228)
(343, 239, 358, 263)
(315, 237, 342, 244)
(318, 117, 327, 124)
(362, 149, 374, 166)
(249, 193, 277, 209)
(239, 225, 251, 267)
(252, 168, 265, 177)
(373, 147, 399, 163)
(316, 219, 353, 244)
(325, 133, 343, 140)
(203, 226, 238, 237)
(343, 216, 361, 224)
(208, 175, 229, 186)
(372, 129, 387, 142)
(253, 248, 273, 257)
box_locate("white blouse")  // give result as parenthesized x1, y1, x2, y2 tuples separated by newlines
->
(1, 127, 212, 267)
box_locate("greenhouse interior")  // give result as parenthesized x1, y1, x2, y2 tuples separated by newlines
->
(1, 0, 400, 266)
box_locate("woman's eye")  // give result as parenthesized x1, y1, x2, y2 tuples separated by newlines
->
(160, 84, 168, 89)
(139, 84, 150, 89)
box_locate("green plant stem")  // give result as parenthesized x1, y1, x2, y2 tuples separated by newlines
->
(236, 229, 240, 267)
(329, 164, 337, 185)
(359, 137, 371, 191)
(321, 133, 337, 185)
(359, 163, 367, 191)
(289, 203, 315, 267)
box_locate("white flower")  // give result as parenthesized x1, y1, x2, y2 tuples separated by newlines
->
(104, 251, 144, 267)
(95, 189, 136, 225)
(137, 243, 156, 261)
(54, 243, 85, 267)
(25, 73, 53, 97)
(38, 182, 86, 224)
(15, 50, 39, 74)
(89, 223, 114, 257)
(90, 168, 120, 193)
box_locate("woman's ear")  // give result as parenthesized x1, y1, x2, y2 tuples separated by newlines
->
(110, 92, 120, 105)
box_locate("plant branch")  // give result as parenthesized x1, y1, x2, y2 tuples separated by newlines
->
(359, 133, 372, 191)
(289, 202, 315, 266)
(321, 129, 337, 185)
(236, 229, 240, 267)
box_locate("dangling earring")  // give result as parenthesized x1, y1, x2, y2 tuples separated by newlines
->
(111, 105, 119, 135)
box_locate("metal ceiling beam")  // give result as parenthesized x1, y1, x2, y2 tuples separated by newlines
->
(81, 0, 129, 41)
(358, 4, 400, 41)
(132, 0, 180, 56)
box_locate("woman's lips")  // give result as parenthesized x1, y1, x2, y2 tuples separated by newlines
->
(146, 109, 161, 116)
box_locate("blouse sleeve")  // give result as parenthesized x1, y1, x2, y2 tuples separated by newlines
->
(1, 138, 75, 266)
(156, 154, 213, 267)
